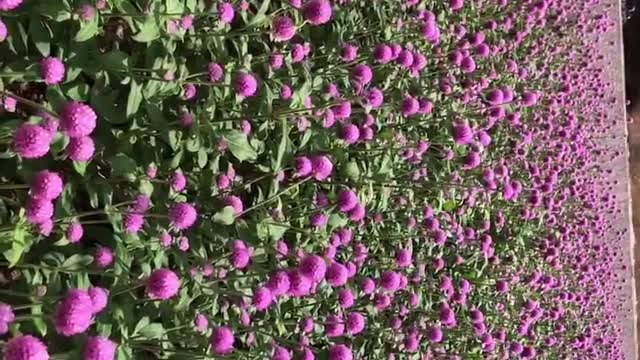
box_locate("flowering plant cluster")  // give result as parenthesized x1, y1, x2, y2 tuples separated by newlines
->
(0, 0, 633, 359)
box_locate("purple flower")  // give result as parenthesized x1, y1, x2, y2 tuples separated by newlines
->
(183, 83, 197, 100)
(428, 325, 443, 342)
(31, 170, 63, 200)
(223, 195, 244, 215)
(94, 246, 114, 268)
(208, 63, 224, 82)
(124, 214, 144, 234)
(233, 72, 258, 97)
(55, 289, 94, 336)
(211, 326, 235, 354)
(288, 271, 312, 297)
(169, 202, 198, 230)
(337, 189, 358, 212)
(88, 287, 109, 314)
(328, 344, 352, 360)
(14, 123, 50, 158)
(364, 88, 384, 109)
(84, 336, 117, 360)
(60, 102, 97, 138)
(5, 335, 49, 360)
(146, 269, 180, 300)
(0, 19, 8, 42)
(326, 262, 348, 287)
(346, 312, 365, 334)
(0, 0, 23, 11)
(299, 254, 327, 282)
(26, 196, 54, 225)
(0, 302, 15, 335)
(373, 44, 392, 63)
(67, 136, 95, 161)
(40, 57, 66, 85)
(453, 123, 473, 145)
(449, 0, 464, 10)
(340, 124, 360, 145)
(401, 96, 420, 117)
(195, 314, 209, 332)
(267, 271, 291, 296)
(380, 270, 400, 292)
(302, 0, 332, 25)
(253, 287, 273, 311)
(311, 155, 333, 181)
(351, 64, 373, 86)
(170, 171, 187, 192)
(218, 2, 235, 24)
(179, 111, 194, 128)
(67, 222, 83, 243)
(272, 16, 296, 41)
(231, 246, 251, 269)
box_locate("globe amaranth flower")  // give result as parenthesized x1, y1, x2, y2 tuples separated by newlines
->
(272, 345, 291, 360)
(211, 326, 235, 354)
(287, 270, 312, 297)
(60, 102, 97, 138)
(340, 124, 360, 145)
(453, 123, 473, 145)
(253, 286, 273, 311)
(31, 170, 63, 200)
(4, 96, 16, 112)
(0, 302, 15, 335)
(169, 202, 198, 230)
(328, 344, 352, 360)
(183, 83, 197, 100)
(26, 196, 54, 225)
(208, 62, 224, 82)
(94, 246, 114, 268)
(337, 189, 358, 212)
(310, 213, 328, 228)
(231, 246, 251, 269)
(124, 213, 144, 234)
(40, 57, 65, 85)
(0, 0, 22, 11)
(267, 271, 291, 296)
(449, 0, 464, 10)
(67, 136, 95, 161)
(233, 72, 258, 97)
(180, 15, 194, 30)
(299, 254, 327, 282)
(364, 87, 384, 109)
(311, 155, 333, 181)
(218, 2, 235, 24)
(291, 44, 306, 63)
(179, 111, 194, 128)
(5, 335, 49, 360)
(0, 19, 7, 42)
(84, 336, 117, 360)
(270, 53, 284, 70)
(401, 96, 420, 117)
(67, 222, 83, 243)
(272, 16, 296, 42)
(341, 43, 358, 62)
(351, 64, 373, 86)
(55, 289, 94, 336)
(346, 312, 365, 335)
(373, 44, 392, 64)
(337, 288, 354, 308)
(380, 270, 401, 292)
(38, 219, 54, 236)
(146, 269, 180, 300)
(88, 287, 109, 314)
(14, 123, 50, 159)
(302, 0, 332, 25)
(326, 262, 348, 287)
(223, 195, 244, 215)
(170, 170, 187, 192)
(347, 203, 365, 221)
(194, 314, 209, 332)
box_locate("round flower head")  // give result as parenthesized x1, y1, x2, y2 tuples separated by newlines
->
(272, 345, 291, 360)
(218, 2, 235, 24)
(267, 270, 291, 296)
(0, 0, 22, 11)
(337, 189, 358, 212)
(60, 102, 97, 138)
(287, 271, 312, 297)
(364, 87, 384, 109)
(328, 344, 352, 360)
(0, 302, 15, 333)
(453, 123, 473, 145)
(299, 254, 327, 282)
(272, 16, 296, 41)
(55, 289, 94, 336)
(303, 0, 332, 25)
(223, 195, 244, 215)
(295, 156, 313, 177)
(67, 222, 83, 243)
(0, 19, 7, 42)
(67, 136, 95, 161)
(5, 335, 49, 360)
(26, 197, 53, 225)
(428, 325, 443, 342)
(169, 202, 198, 230)
(194, 314, 208, 332)
(340, 124, 360, 145)
(179, 111, 194, 128)
(233, 72, 258, 97)
(211, 326, 235, 354)
(124, 214, 144, 234)
(170, 171, 187, 192)
(310, 213, 328, 228)
(146, 269, 180, 300)
(14, 124, 50, 159)
(78, 4, 96, 20)
(253, 286, 273, 311)
(401, 96, 420, 117)
(84, 336, 117, 360)
(94, 246, 114, 268)
(348, 203, 365, 221)
(270, 53, 284, 70)
(208, 62, 224, 82)
(183, 83, 197, 100)
(380, 270, 401, 292)
(231, 246, 251, 269)
(31, 170, 63, 200)
(326, 262, 348, 287)
(311, 155, 333, 181)
(40, 57, 65, 85)
(373, 44, 392, 63)
(88, 287, 109, 314)
(346, 312, 365, 334)
(38, 219, 53, 236)
(180, 15, 194, 30)
(351, 64, 373, 86)
(449, 0, 464, 10)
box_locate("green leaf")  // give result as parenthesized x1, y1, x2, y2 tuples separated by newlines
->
(126, 80, 143, 117)
(257, 217, 288, 241)
(272, 117, 289, 171)
(29, 16, 52, 56)
(137, 323, 165, 339)
(132, 17, 160, 43)
(109, 154, 138, 178)
(133, 316, 150, 335)
(343, 161, 360, 180)
(248, 0, 271, 26)
(75, 16, 99, 42)
(101, 50, 130, 73)
(63, 83, 90, 101)
(73, 161, 88, 175)
(226, 130, 257, 162)
(38, 1, 72, 22)
(61, 254, 94, 270)
(91, 87, 128, 124)
(213, 206, 236, 225)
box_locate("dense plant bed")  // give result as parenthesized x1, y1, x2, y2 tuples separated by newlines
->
(0, 0, 630, 359)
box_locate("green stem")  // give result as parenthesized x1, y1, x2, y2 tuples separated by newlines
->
(0, 90, 58, 117)
(239, 177, 311, 216)
(0, 184, 30, 190)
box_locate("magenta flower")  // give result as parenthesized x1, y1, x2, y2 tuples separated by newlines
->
(253, 286, 273, 311)
(218, 2, 235, 24)
(169, 202, 198, 230)
(208, 62, 224, 82)
(211, 326, 235, 354)
(5, 335, 49, 360)
(328, 344, 352, 360)
(60, 102, 97, 138)
(233, 72, 258, 97)
(94, 246, 114, 268)
(0, 0, 23, 11)
(272, 16, 296, 41)
(31, 170, 63, 200)
(302, 0, 332, 25)
(26, 196, 54, 225)
(326, 262, 348, 287)
(0, 19, 7, 42)
(40, 57, 66, 85)
(146, 269, 180, 300)
(84, 336, 117, 360)
(299, 254, 327, 282)
(55, 289, 94, 336)
(14, 123, 50, 159)
(67, 136, 95, 161)
(88, 287, 109, 314)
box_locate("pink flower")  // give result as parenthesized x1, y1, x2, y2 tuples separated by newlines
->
(14, 124, 50, 158)
(67, 136, 95, 161)
(146, 269, 180, 300)
(40, 57, 66, 85)
(26, 196, 53, 225)
(31, 170, 63, 200)
(84, 336, 117, 360)
(55, 289, 94, 336)
(169, 202, 198, 230)
(272, 16, 296, 41)
(5, 335, 49, 360)
(303, 0, 332, 25)
(211, 326, 235, 354)
(0, 0, 23, 11)
(60, 102, 97, 138)
(233, 72, 258, 97)
(218, 2, 235, 24)
(94, 246, 114, 268)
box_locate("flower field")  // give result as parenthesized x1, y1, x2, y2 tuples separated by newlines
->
(0, 0, 634, 359)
